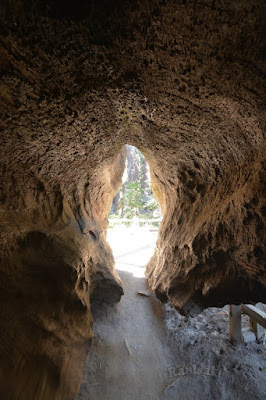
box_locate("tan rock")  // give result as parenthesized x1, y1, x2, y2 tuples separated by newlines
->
(0, 0, 265, 398)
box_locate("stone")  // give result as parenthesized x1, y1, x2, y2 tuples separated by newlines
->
(242, 328, 257, 344)
(0, 1, 265, 399)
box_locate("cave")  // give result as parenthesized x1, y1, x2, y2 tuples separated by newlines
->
(0, 1, 265, 399)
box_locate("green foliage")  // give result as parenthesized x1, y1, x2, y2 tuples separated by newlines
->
(142, 195, 161, 217)
(121, 182, 145, 218)
(110, 145, 161, 220)
(119, 181, 161, 219)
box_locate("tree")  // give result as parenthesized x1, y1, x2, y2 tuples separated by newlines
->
(110, 145, 161, 219)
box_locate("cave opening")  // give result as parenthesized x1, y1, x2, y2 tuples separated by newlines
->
(1, 1, 266, 398)
(107, 145, 162, 279)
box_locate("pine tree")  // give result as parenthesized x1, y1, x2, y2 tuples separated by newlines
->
(110, 145, 161, 219)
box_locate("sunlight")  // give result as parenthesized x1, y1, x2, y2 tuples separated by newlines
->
(108, 145, 161, 278)
(109, 145, 161, 225)
(115, 262, 145, 279)
(107, 226, 158, 278)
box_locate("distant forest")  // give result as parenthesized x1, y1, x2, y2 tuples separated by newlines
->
(110, 146, 161, 219)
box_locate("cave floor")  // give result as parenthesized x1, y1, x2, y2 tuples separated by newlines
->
(77, 227, 266, 400)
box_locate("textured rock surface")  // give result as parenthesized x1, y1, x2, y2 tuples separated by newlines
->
(0, 1, 265, 399)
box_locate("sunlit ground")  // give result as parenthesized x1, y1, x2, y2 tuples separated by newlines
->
(107, 225, 158, 278)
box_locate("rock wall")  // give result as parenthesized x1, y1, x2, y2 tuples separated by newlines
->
(0, 1, 265, 399)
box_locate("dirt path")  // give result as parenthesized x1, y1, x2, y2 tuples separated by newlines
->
(77, 227, 179, 400)
(77, 227, 266, 400)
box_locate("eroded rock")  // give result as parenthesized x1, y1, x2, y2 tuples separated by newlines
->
(0, 0, 265, 399)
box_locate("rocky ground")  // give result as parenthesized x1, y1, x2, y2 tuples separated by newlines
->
(77, 227, 266, 400)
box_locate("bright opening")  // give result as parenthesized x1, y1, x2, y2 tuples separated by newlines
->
(107, 145, 162, 278)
